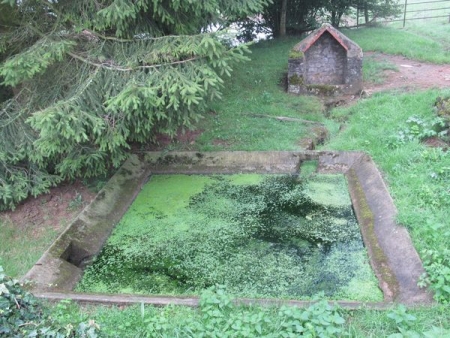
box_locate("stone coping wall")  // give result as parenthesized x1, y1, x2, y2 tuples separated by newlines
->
(22, 155, 150, 292)
(23, 151, 432, 306)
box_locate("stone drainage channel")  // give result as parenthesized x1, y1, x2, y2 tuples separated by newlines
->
(23, 151, 433, 308)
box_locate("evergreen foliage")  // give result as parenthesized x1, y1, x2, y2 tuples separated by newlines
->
(0, 0, 268, 210)
(322, 0, 401, 27)
(263, 0, 323, 37)
(238, 0, 401, 39)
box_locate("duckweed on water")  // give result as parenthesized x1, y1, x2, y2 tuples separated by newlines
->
(77, 174, 382, 301)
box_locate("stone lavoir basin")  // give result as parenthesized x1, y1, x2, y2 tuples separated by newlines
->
(23, 151, 433, 308)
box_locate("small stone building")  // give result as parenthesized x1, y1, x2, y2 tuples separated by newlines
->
(288, 23, 363, 96)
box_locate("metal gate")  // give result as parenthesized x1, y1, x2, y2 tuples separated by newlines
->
(356, 0, 450, 27)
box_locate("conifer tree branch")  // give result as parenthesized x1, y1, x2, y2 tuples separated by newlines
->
(84, 29, 195, 43)
(67, 51, 202, 71)
(0, 0, 265, 210)
(39, 0, 58, 13)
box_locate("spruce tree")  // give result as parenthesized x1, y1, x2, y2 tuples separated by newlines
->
(0, 0, 269, 210)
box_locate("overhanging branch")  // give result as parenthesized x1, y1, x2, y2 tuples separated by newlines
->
(67, 51, 202, 72)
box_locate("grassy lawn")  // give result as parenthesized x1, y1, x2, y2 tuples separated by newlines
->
(188, 37, 336, 151)
(0, 218, 60, 277)
(342, 26, 450, 63)
(362, 53, 399, 84)
(2, 16, 450, 336)
(327, 90, 450, 241)
(391, 0, 450, 45)
(39, 298, 450, 337)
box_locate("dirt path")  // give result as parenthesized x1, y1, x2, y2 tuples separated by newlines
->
(364, 52, 450, 94)
(1, 181, 96, 238)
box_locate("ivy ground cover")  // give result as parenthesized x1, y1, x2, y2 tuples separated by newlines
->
(77, 173, 381, 301)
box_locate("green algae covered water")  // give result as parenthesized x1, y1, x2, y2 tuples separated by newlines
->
(77, 174, 382, 301)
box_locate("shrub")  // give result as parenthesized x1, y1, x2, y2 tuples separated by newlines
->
(388, 116, 446, 148)
(0, 266, 99, 337)
(143, 285, 346, 337)
(419, 249, 450, 304)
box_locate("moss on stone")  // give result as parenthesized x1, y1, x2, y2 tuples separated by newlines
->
(306, 84, 339, 96)
(347, 169, 399, 301)
(289, 74, 304, 86)
(289, 50, 304, 59)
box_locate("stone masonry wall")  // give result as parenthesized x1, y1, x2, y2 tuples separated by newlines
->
(287, 58, 303, 94)
(304, 32, 347, 85)
(345, 56, 362, 87)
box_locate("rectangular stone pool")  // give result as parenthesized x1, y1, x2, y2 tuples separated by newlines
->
(23, 151, 430, 306)
(76, 172, 381, 301)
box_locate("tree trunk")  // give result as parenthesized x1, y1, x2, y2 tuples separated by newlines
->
(364, 3, 369, 23)
(331, 10, 337, 27)
(280, 0, 287, 37)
